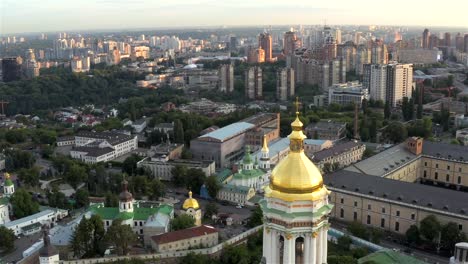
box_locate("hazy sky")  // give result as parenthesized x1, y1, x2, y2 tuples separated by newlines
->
(1, 0, 467, 34)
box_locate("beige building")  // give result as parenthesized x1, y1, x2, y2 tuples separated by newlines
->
(326, 170, 468, 235)
(218, 64, 234, 93)
(346, 137, 468, 190)
(150, 225, 218, 252)
(305, 120, 347, 140)
(245, 66, 263, 99)
(312, 141, 365, 171)
(276, 67, 295, 101)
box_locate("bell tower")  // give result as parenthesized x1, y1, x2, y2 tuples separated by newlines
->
(260, 98, 333, 264)
(260, 135, 270, 170)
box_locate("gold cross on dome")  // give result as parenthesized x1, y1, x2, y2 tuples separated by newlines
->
(294, 97, 300, 114)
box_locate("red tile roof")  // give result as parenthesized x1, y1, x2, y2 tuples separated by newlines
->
(151, 225, 218, 244)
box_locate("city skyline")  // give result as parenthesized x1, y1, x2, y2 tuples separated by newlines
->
(1, 0, 468, 34)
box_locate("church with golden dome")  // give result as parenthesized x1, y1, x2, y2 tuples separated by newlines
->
(260, 99, 333, 264)
(181, 191, 202, 226)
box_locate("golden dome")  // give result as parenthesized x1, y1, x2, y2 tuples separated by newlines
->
(182, 191, 200, 210)
(265, 98, 325, 201)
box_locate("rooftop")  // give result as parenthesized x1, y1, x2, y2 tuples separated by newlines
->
(199, 122, 255, 142)
(306, 120, 347, 131)
(345, 143, 417, 176)
(325, 170, 468, 216)
(5, 209, 57, 228)
(76, 131, 135, 146)
(72, 146, 114, 157)
(151, 225, 217, 245)
(221, 184, 252, 194)
(312, 141, 362, 163)
(358, 249, 426, 264)
(422, 141, 468, 161)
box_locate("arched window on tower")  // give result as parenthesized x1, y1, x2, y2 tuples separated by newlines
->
(295, 237, 304, 264)
(279, 235, 285, 264)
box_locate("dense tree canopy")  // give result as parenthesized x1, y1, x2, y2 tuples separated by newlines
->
(10, 188, 40, 218)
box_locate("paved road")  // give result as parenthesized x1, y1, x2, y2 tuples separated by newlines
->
(2, 232, 42, 263)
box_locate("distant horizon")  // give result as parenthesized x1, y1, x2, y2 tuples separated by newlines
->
(1, 0, 467, 35)
(2, 24, 468, 36)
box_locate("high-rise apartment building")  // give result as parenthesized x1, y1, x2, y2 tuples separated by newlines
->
(371, 40, 388, 64)
(1, 57, 23, 82)
(218, 64, 234, 93)
(245, 66, 263, 100)
(229, 36, 237, 52)
(464, 34, 468, 53)
(363, 63, 413, 107)
(276, 68, 295, 101)
(429, 35, 439, 49)
(444, 32, 451, 47)
(247, 48, 265, 63)
(283, 31, 297, 56)
(258, 33, 272, 62)
(422, 29, 430, 49)
(456, 33, 464, 51)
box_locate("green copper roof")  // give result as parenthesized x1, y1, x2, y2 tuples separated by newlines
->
(217, 169, 233, 183)
(358, 249, 426, 264)
(133, 207, 158, 220)
(118, 212, 134, 220)
(90, 203, 174, 221)
(243, 146, 253, 164)
(221, 184, 252, 194)
(4, 178, 13, 186)
(0, 196, 9, 205)
(90, 206, 120, 220)
(260, 200, 333, 219)
(232, 168, 265, 180)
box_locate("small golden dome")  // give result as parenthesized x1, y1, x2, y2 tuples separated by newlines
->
(266, 98, 325, 201)
(182, 191, 200, 210)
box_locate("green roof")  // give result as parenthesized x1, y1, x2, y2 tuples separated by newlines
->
(0, 197, 9, 205)
(90, 206, 120, 220)
(133, 207, 158, 220)
(243, 146, 253, 164)
(233, 168, 265, 180)
(90, 203, 174, 221)
(358, 250, 427, 264)
(260, 200, 333, 219)
(217, 169, 233, 183)
(4, 178, 13, 186)
(221, 184, 253, 194)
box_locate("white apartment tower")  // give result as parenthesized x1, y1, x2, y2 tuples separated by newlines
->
(218, 64, 234, 93)
(245, 66, 263, 100)
(276, 67, 295, 101)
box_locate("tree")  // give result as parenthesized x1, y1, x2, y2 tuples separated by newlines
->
(347, 221, 369, 240)
(105, 192, 119, 207)
(405, 225, 421, 245)
(65, 164, 88, 189)
(149, 179, 165, 200)
(383, 122, 408, 143)
(420, 215, 441, 243)
(185, 168, 207, 194)
(369, 118, 377, 142)
(104, 219, 137, 256)
(10, 188, 40, 218)
(71, 215, 105, 257)
(47, 187, 71, 210)
(328, 256, 357, 264)
(204, 202, 219, 219)
(5, 149, 35, 170)
(75, 189, 90, 208)
(219, 244, 251, 264)
(441, 222, 466, 251)
(0, 226, 15, 253)
(246, 206, 263, 228)
(173, 119, 185, 144)
(384, 101, 391, 120)
(337, 235, 352, 250)
(172, 165, 188, 187)
(179, 252, 212, 264)
(122, 154, 141, 175)
(170, 214, 195, 231)
(205, 175, 221, 199)
(17, 166, 40, 187)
